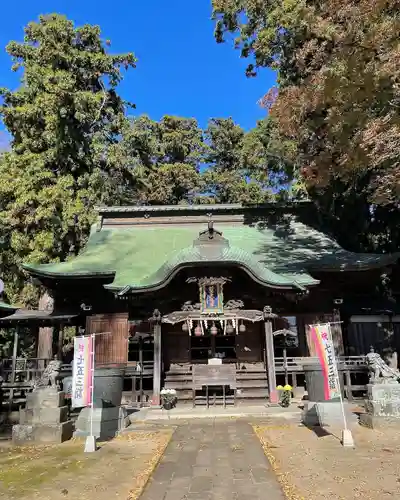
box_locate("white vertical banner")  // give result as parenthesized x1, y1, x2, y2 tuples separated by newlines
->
(72, 336, 94, 408)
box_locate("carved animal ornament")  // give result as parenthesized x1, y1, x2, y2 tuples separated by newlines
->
(366, 347, 400, 384)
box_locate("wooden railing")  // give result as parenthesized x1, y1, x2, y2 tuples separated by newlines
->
(274, 355, 367, 372)
(274, 355, 368, 401)
(0, 358, 72, 410)
(1, 358, 72, 383)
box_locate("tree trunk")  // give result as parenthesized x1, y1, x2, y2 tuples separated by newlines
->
(37, 292, 54, 366)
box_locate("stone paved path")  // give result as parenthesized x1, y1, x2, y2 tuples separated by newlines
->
(140, 420, 285, 500)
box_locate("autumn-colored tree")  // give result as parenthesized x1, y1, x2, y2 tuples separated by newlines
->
(213, 0, 400, 251)
(269, 1, 400, 202)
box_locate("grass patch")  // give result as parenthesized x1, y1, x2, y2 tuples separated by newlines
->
(0, 442, 93, 497)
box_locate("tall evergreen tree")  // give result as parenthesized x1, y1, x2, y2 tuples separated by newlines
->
(0, 14, 136, 304)
(116, 115, 205, 205)
(203, 117, 287, 203)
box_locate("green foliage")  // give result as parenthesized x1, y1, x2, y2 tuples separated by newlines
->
(212, 0, 307, 83)
(0, 14, 136, 305)
(0, 12, 306, 312)
(203, 117, 278, 203)
(117, 115, 286, 205)
(116, 115, 205, 204)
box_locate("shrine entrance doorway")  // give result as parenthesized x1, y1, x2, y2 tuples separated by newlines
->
(190, 334, 237, 363)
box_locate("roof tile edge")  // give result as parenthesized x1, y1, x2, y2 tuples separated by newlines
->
(95, 201, 311, 215)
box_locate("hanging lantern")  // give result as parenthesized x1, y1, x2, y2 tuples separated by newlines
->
(182, 322, 188, 332)
(226, 321, 234, 334)
(194, 324, 202, 336)
(239, 321, 246, 333)
(210, 322, 218, 336)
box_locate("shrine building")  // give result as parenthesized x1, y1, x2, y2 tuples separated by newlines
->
(10, 202, 400, 406)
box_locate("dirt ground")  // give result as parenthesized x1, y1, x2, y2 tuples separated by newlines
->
(254, 423, 400, 500)
(0, 429, 173, 500)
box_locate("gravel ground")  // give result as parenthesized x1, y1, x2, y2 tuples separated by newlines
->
(254, 422, 400, 500)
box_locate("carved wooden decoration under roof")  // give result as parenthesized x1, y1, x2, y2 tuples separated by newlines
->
(161, 276, 271, 326)
(161, 308, 264, 325)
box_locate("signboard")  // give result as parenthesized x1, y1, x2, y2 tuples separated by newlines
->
(192, 364, 237, 389)
(196, 277, 225, 314)
(310, 323, 341, 400)
(72, 336, 94, 408)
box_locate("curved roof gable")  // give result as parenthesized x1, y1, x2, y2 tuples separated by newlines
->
(22, 204, 399, 292)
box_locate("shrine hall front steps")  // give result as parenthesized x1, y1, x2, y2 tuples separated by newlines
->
(163, 363, 269, 405)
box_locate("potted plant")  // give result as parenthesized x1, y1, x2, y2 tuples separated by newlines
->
(160, 388, 177, 410)
(277, 384, 292, 407)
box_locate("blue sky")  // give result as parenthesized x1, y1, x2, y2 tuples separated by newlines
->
(0, 0, 276, 145)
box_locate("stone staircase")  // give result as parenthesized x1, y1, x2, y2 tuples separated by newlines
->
(163, 363, 269, 404)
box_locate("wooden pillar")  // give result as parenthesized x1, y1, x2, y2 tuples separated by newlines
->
(37, 292, 54, 368)
(138, 337, 144, 405)
(151, 309, 162, 407)
(327, 309, 345, 356)
(57, 324, 64, 359)
(264, 306, 278, 404)
(9, 325, 19, 411)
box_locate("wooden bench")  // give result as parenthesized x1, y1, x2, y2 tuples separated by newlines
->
(192, 365, 237, 408)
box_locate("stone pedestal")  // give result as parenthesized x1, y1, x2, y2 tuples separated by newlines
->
(360, 383, 400, 429)
(302, 401, 358, 427)
(74, 399, 127, 440)
(12, 387, 73, 445)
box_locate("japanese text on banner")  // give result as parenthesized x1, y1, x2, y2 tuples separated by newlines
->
(72, 336, 93, 408)
(310, 323, 341, 400)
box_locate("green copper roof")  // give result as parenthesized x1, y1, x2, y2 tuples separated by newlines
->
(22, 212, 399, 292)
(0, 301, 18, 312)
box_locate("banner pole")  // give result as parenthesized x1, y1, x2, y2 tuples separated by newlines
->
(84, 332, 97, 453)
(329, 322, 354, 447)
(90, 332, 95, 438)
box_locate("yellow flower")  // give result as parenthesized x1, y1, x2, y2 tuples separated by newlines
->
(283, 384, 292, 391)
(276, 385, 284, 390)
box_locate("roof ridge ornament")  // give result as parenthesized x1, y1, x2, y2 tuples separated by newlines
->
(194, 214, 229, 249)
(200, 213, 222, 240)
